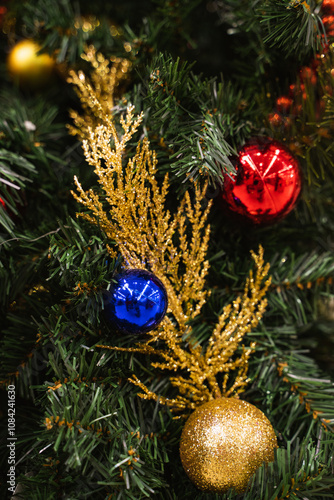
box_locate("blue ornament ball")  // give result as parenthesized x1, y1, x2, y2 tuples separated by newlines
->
(103, 269, 168, 334)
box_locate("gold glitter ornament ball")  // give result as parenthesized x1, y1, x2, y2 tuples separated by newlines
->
(179, 397, 277, 493)
(7, 40, 54, 87)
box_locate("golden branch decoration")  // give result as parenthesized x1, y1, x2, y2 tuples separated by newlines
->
(70, 63, 271, 416)
(117, 247, 270, 414)
(67, 45, 131, 140)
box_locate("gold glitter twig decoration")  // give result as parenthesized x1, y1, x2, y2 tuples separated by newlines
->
(112, 246, 271, 414)
(67, 45, 131, 140)
(72, 103, 212, 331)
(70, 73, 271, 415)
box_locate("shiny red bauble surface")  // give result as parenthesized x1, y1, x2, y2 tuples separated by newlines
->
(322, 0, 334, 13)
(222, 138, 302, 225)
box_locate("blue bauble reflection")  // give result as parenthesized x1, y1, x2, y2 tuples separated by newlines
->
(104, 269, 168, 334)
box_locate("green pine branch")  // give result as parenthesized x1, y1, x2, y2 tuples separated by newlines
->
(258, 0, 326, 58)
(14, 338, 178, 499)
(0, 149, 35, 237)
(142, 54, 259, 189)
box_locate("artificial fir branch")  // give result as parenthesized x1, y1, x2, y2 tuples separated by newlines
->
(267, 44, 334, 190)
(276, 354, 334, 431)
(0, 150, 35, 237)
(258, 0, 326, 57)
(2, 1, 334, 498)
(144, 54, 242, 187)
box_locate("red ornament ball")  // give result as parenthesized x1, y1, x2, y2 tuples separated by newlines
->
(222, 138, 302, 225)
(322, 0, 334, 14)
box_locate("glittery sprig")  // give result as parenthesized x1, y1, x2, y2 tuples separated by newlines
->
(67, 45, 131, 140)
(70, 72, 271, 414)
(114, 246, 271, 414)
(72, 103, 212, 330)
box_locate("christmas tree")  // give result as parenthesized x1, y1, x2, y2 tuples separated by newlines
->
(1, 0, 334, 498)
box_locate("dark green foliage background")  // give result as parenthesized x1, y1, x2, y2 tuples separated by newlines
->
(1, 1, 334, 499)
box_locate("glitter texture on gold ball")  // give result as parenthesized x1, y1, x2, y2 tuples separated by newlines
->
(179, 398, 277, 494)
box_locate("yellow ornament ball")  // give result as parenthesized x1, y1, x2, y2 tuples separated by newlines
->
(7, 40, 54, 87)
(179, 397, 277, 494)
